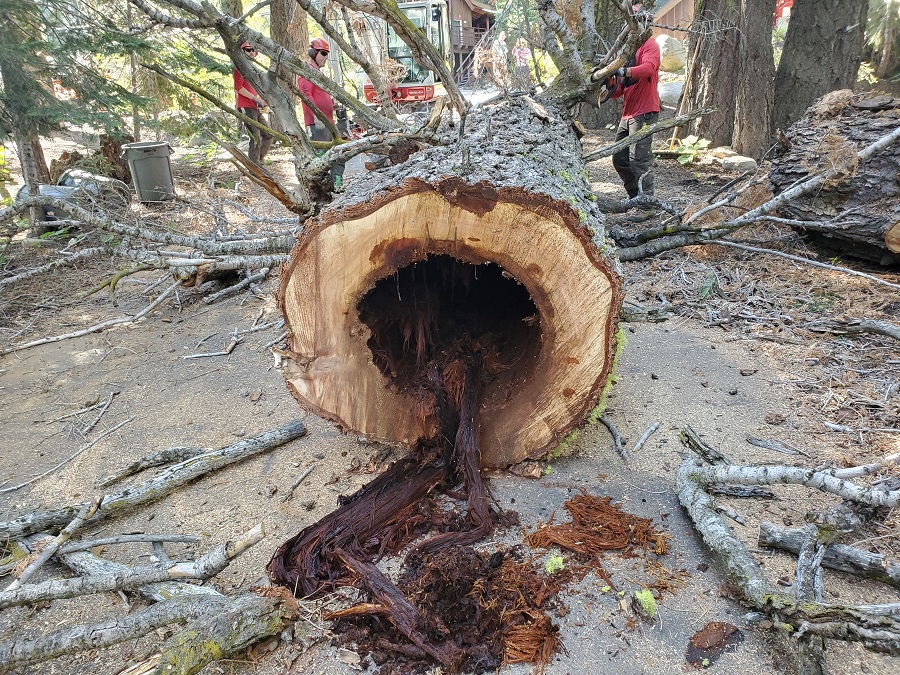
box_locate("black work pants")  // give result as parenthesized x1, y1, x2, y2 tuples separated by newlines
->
(239, 106, 273, 164)
(612, 111, 658, 198)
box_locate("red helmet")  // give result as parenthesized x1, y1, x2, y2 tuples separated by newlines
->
(309, 37, 330, 53)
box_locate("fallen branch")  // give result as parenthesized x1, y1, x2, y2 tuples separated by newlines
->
(0, 280, 180, 356)
(0, 248, 106, 293)
(618, 123, 900, 261)
(0, 417, 134, 494)
(631, 421, 660, 454)
(582, 107, 715, 162)
(680, 426, 730, 465)
(202, 267, 269, 305)
(182, 330, 241, 359)
(746, 435, 808, 457)
(0, 595, 224, 672)
(0, 420, 307, 540)
(805, 318, 900, 342)
(120, 592, 288, 675)
(58, 533, 200, 555)
(685, 463, 900, 508)
(600, 415, 628, 461)
(5, 497, 101, 591)
(677, 459, 900, 659)
(759, 522, 900, 589)
(97, 446, 206, 488)
(710, 242, 900, 292)
(0, 524, 263, 609)
(23, 533, 221, 603)
(81, 391, 118, 436)
(280, 462, 316, 503)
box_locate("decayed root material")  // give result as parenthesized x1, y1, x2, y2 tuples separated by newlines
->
(527, 493, 670, 557)
(677, 458, 900, 663)
(335, 545, 561, 673)
(336, 548, 465, 669)
(270, 348, 561, 672)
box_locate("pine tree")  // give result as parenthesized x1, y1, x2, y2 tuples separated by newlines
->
(0, 0, 147, 197)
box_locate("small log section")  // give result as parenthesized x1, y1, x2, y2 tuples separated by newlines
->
(769, 89, 900, 263)
(278, 98, 622, 467)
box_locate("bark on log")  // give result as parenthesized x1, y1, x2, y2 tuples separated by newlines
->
(277, 98, 622, 468)
(768, 90, 900, 264)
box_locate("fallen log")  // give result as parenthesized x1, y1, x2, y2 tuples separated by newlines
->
(759, 522, 900, 589)
(0, 525, 263, 609)
(769, 90, 900, 264)
(677, 459, 900, 662)
(277, 97, 622, 468)
(0, 595, 222, 672)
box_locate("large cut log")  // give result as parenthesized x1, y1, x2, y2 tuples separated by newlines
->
(769, 89, 900, 264)
(277, 98, 622, 468)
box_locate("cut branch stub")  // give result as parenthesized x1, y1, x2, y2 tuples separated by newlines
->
(277, 100, 622, 468)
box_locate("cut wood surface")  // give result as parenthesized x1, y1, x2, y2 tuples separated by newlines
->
(278, 98, 622, 467)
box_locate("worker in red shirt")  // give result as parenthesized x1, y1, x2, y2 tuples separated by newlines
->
(297, 37, 345, 188)
(233, 42, 273, 165)
(608, 6, 660, 221)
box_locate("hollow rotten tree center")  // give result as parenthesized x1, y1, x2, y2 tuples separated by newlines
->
(276, 99, 622, 469)
(267, 101, 623, 669)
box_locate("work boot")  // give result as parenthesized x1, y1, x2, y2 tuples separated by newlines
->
(627, 209, 656, 223)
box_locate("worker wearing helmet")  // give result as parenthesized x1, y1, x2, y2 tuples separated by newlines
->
(608, 5, 660, 221)
(298, 37, 345, 188)
(233, 42, 273, 165)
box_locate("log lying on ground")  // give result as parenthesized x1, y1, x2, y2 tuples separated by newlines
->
(769, 90, 900, 264)
(759, 522, 900, 589)
(0, 525, 263, 609)
(277, 98, 622, 468)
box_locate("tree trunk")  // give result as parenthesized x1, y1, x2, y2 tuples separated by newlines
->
(732, 0, 776, 159)
(277, 98, 622, 468)
(773, 0, 868, 133)
(875, 12, 895, 80)
(683, 0, 741, 147)
(269, 0, 307, 135)
(768, 90, 900, 264)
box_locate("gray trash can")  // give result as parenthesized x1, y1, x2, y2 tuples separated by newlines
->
(122, 141, 175, 203)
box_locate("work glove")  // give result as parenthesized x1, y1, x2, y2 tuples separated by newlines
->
(259, 105, 272, 115)
(614, 67, 626, 78)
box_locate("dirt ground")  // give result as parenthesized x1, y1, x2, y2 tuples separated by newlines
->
(1, 125, 898, 675)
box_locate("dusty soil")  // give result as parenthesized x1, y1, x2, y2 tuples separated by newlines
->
(0, 126, 898, 675)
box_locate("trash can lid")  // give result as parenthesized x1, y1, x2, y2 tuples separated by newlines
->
(122, 141, 171, 150)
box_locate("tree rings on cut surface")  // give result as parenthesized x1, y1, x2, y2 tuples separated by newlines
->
(277, 178, 620, 467)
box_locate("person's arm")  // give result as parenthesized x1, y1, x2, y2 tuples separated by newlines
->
(625, 40, 660, 79)
(234, 71, 266, 106)
(237, 86, 266, 106)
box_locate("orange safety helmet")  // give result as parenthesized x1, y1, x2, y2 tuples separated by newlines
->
(308, 37, 330, 58)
